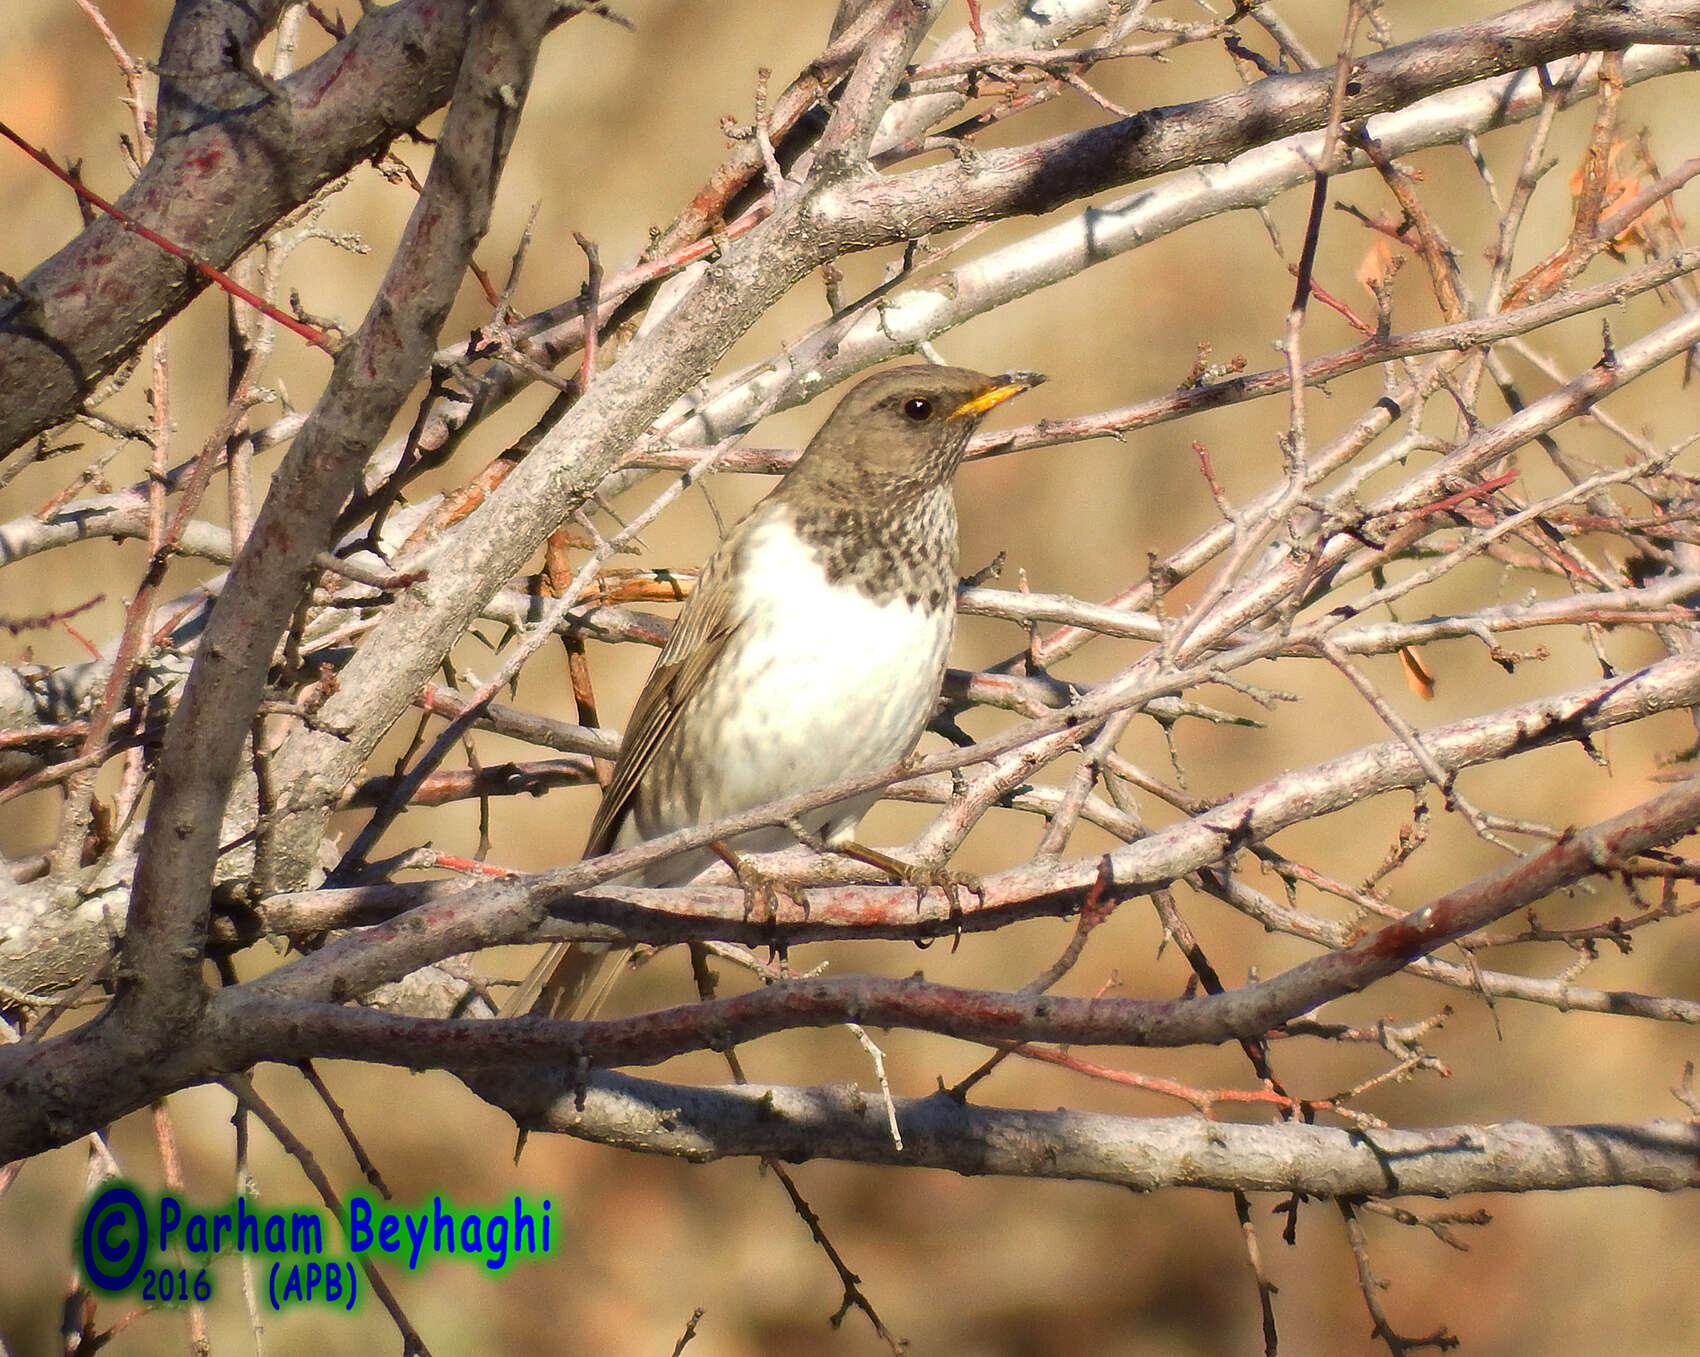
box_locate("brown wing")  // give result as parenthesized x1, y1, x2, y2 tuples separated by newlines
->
(581, 513, 753, 856)
(503, 516, 756, 1025)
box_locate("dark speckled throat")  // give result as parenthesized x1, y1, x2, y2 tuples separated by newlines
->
(787, 487, 959, 610)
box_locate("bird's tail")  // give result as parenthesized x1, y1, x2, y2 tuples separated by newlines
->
(504, 941, 632, 1163)
(502, 941, 632, 1021)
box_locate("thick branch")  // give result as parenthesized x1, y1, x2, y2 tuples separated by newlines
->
(118, 0, 556, 1049)
(0, 0, 496, 455)
(814, 0, 1700, 240)
(478, 1070, 1700, 1198)
(226, 647, 1700, 1006)
(167, 770, 1700, 1090)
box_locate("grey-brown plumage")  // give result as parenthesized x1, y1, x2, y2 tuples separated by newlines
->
(508, 365, 1043, 1021)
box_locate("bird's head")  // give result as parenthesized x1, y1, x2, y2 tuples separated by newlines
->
(784, 365, 1045, 499)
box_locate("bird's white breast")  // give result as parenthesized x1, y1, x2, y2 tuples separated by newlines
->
(696, 509, 952, 834)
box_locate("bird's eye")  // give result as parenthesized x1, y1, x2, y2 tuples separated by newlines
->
(902, 397, 933, 421)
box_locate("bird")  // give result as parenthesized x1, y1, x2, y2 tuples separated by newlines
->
(506, 364, 1044, 1021)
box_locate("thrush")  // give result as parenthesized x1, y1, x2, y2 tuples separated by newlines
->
(507, 364, 1044, 1021)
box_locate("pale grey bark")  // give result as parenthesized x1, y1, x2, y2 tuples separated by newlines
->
(4, 0, 1700, 1238)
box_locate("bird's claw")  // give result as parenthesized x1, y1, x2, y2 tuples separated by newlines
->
(833, 839, 980, 913)
(714, 842, 811, 923)
(896, 863, 980, 944)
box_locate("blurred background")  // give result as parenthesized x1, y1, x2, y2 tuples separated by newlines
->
(3, 1, 1700, 1352)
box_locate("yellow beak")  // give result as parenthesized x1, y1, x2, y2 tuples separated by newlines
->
(948, 371, 1046, 420)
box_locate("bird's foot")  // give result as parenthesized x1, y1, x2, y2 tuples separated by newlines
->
(710, 840, 811, 923)
(823, 837, 982, 917)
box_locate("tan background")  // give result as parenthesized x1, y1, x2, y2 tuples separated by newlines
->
(3, 2, 1699, 1353)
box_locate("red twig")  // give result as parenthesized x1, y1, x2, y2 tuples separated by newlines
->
(0, 118, 334, 353)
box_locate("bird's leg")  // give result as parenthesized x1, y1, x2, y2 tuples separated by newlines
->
(844, 841, 983, 921)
